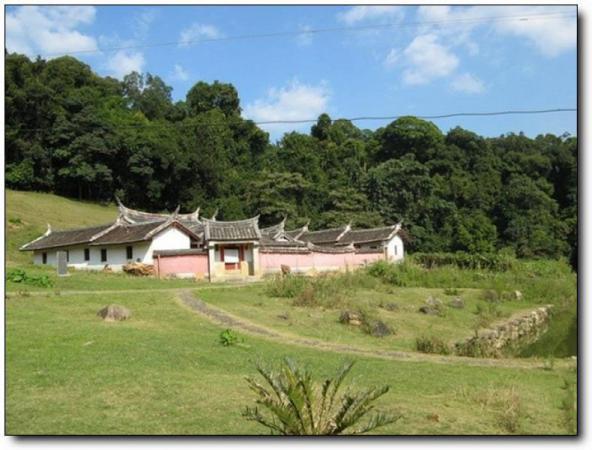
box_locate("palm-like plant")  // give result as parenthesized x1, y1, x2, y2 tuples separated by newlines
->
(243, 358, 400, 435)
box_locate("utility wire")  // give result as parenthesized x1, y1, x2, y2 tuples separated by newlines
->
(10, 108, 577, 133)
(39, 11, 575, 57)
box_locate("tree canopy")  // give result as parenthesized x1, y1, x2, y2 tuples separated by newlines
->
(5, 53, 577, 266)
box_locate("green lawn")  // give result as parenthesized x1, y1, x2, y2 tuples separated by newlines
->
(196, 284, 538, 352)
(6, 290, 576, 435)
(6, 263, 209, 293)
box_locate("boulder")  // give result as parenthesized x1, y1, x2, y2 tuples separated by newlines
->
(448, 297, 465, 309)
(419, 296, 444, 315)
(369, 320, 392, 337)
(97, 304, 131, 321)
(426, 296, 443, 307)
(339, 311, 363, 326)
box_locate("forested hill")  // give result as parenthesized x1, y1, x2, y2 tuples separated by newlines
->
(5, 53, 577, 265)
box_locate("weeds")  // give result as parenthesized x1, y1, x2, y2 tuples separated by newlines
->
(472, 385, 524, 434)
(415, 335, 451, 355)
(219, 329, 249, 348)
(6, 268, 53, 288)
(560, 376, 577, 434)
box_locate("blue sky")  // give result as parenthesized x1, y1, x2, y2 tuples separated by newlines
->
(6, 4, 577, 141)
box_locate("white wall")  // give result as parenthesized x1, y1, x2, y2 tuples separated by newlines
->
(34, 242, 152, 271)
(144, 227, 191, 263)
(386, 235, 404, 261)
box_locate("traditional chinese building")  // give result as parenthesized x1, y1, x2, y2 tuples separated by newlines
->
(20, 200, 405, 281)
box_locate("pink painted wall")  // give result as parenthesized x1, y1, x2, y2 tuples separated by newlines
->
(156, 254, 209, 277)
(260, 250, 384, 273)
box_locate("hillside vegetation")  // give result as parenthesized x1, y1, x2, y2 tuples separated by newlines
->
(6, 53, 577, 267)
(6, 189, 117, 265)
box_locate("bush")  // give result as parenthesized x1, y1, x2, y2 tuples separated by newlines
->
(412, 252, 516, 271)
(6, 268, 53, 288)
(366, 260, 405, 286)
(265, 274, 308, 298)
(243, 359, 399, 435)
(219, 329, 240, 347)
(415, 335, 451, 355)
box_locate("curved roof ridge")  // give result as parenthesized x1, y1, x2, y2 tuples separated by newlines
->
(202, 215, 260, 225)
(115, 196, 200, 223)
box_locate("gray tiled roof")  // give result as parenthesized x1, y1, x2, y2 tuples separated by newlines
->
(21, 219, 202, 251)
(337, 225, 398, 246)
(203, 217, 261, 241)
(90, 221, 167, 245)
(298, 226, 348, 245)
(20, 223, 113, 251)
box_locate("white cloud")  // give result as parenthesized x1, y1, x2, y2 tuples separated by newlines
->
(106, 50, 145, 79)
(400, 34, 459, 85)
(179, 23, 222, 46)
(170, 64, 189, 82)
(244, 80, 330, 135)
(384, 48, 400, 68)
(133, 8, 157, 40)
(338, 6, 404, 25)
(6, 5, 98, 57)
(450, 72, 485, 94)
(491, 6, 575, 57)
(415, 5, 575, 58)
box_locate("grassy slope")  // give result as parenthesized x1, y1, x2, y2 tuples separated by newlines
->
(4, 190, 577, 434)
(6, 290, 575, 435)
(196, 285, 537, 352)
(6, 190, 118, 266)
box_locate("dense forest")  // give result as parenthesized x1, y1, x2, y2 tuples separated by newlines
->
(5, 53, 577, 266)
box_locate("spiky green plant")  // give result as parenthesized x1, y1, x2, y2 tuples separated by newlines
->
(243, 358, 399, 435)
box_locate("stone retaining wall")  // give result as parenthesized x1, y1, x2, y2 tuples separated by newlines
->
(455, 305, 553, 358)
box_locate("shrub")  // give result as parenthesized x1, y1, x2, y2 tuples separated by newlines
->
(412, 252, 516, 271)
(243, 358, 400, 435)
(292, 286, 319, 307)
(415, 336, 451, 355)
(265, 274, 308, 298)
(443, 287, 462, 296)
(219, 329, 240, 347)
(366, 260, 405, 286)
(6, 268, 53, 288)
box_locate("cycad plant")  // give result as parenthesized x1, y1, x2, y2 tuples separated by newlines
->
(243, 358, 399, 435)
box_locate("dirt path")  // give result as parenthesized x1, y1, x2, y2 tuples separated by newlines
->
(5, 282, 255, 298)
(177, 290, 575, 371)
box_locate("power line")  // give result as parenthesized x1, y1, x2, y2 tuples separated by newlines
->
(256, 108, 578, 125)
(11, 108, 576, 133)
(39, 11, 575, 57)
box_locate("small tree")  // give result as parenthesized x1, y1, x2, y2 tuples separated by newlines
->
(243, 358, 399, 435)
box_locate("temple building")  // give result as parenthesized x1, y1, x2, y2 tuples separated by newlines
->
(20, 200, 406, 281)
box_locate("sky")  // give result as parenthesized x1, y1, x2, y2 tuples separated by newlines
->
(5, 4, 577, 141)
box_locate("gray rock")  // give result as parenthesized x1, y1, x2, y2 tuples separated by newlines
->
(369, 320, 392, 337)
(97, 304, 131, 321)
(419, 305, 440, 315)
(448, 297, 465, 309)
(426, 296, 443, 307)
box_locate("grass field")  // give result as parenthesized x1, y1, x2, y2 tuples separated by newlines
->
(5, 289, 576, 435)
(4, 190, 578, 435)
(196, 284, 538, 353)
